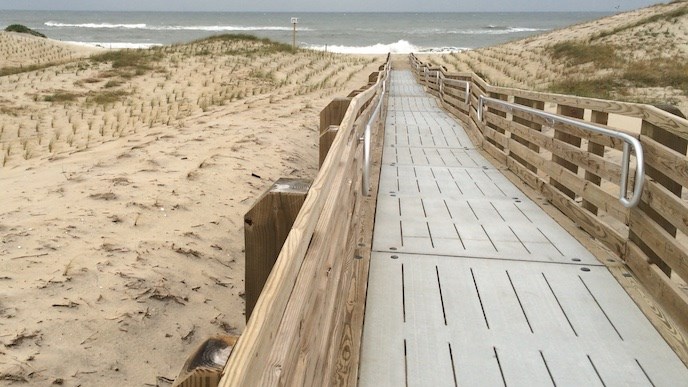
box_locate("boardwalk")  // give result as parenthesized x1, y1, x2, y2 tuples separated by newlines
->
(358, 70, 688, 386)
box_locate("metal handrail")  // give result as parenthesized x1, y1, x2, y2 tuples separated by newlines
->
(439, 74, 471, 105)
(478, 95, 645, 208)
(361, 61, 390, 196)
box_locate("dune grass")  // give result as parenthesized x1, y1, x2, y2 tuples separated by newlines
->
(5, 24, 47, 38)
(592, 3, 688, 40)
(44, 92, 80, 103)
(546, 41, 618, 68)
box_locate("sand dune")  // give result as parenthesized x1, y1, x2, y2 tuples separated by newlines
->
(0, 31, 99, 70)
(0, 35, 382, 384)
(422, 1, 688, 114)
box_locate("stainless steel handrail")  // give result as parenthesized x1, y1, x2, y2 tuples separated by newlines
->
(478, 95, 645, 208)
(362, 61, 390, 196)
(439, 74, 471, 106)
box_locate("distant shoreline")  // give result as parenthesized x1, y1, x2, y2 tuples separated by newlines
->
(1, 10, 610, 53)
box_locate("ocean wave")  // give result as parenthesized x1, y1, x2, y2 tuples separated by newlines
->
(46, 22, 146, 29)
(45, 21, 312, 32)
(66, 41, 162, 49)
(306, 40, 465, 55)
(448, 26, 547, 35)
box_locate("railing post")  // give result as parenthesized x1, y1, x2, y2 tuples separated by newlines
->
(551, 105, 584, 199)
(629, 121, 688, 275)
(319, 98, 352, 169)
(511, 96, 545, 173)
(320, 97, 352, 133)
(485, 92, 508, 150)
(244, 178, 311, 321)
(582, 111, 608, 215)
(320, 125, 340, 167)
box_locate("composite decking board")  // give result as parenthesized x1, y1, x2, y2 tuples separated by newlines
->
(360, 254, 688, 387)
(360, 70, 688, 386)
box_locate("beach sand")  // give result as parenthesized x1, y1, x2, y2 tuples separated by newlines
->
(0, 33, 382, 385)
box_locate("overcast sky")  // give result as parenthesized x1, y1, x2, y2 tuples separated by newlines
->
(0, 0, 664, 12)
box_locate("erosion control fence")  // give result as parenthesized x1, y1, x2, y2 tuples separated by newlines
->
(410, 53, 688, 342)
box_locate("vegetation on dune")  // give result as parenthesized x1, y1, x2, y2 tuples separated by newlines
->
(546, 41, 617, 68)
(87, 89, 130, 105)
(426, 1, 688, 110)
(591, 3, 688, 40)
(547, 42, 688, 100)
(4, 24, 47, 38)
(0, 29, 376, 167)
(188, 34, 296, 56)
(1, 63, 55, 77)
(44, 92, 81, 103)
(90, 48, 163, 77)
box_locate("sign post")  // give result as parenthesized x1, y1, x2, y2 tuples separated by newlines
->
(291, 17, 298, 50)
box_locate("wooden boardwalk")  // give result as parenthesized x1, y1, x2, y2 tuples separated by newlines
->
(359, 70, 688, 386)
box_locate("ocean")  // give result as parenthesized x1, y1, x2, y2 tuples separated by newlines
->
(0, 11, 610, 53)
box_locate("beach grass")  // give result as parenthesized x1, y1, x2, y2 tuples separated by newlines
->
(546, 41, 617, 68)
(423, 1, 688, 111)
(0, 33, 376, 167)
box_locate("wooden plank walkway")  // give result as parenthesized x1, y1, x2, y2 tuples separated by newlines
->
(359, 70, 688, 386)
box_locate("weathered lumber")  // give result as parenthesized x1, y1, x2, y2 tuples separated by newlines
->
(220, 70, 383, 386)
(551, 104, 584, 199)
(626, 243, 688, 333)
(320, 98, 351, 134)
(582, 110, 608, 215)
(319, 125, 339, 167)
(630, 120, 688, 276)
(511, 96, 544, 173)
(244, 178, 311, 321)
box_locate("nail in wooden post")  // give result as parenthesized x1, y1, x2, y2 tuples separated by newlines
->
(244, 178, 311, 321)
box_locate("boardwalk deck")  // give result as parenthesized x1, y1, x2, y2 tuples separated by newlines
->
(358, 70, 688, 386)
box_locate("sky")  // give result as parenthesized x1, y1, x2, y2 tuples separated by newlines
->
(0, 0, 664, 12)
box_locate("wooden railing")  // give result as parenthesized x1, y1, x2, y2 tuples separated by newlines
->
(410, 54, 688, 339)
(216, 55, 391, 386)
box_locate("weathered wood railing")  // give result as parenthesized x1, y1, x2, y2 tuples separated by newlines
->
(410, 53, 688, 340)
(215, 55, 390, 386)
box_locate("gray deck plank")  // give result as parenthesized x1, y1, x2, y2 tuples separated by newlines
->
(359, 70, 688, 387)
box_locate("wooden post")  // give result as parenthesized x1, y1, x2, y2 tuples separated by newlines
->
(486, 92, 508, 151)
(582, 110, 608, 215)
(244, 178, 311, 321)
(320, 125, 339, 168)
(320, 97, 351, 134)
(511, 96, 544, 173)
(629, 121, 688, 275)
(551, 104, 584, 199)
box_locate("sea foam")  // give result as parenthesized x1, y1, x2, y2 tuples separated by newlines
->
(307, 40, 465, 55)
(46, 21, 313, 32)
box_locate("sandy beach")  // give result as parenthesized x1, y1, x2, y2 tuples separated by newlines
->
(0, 32, 382, 385)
